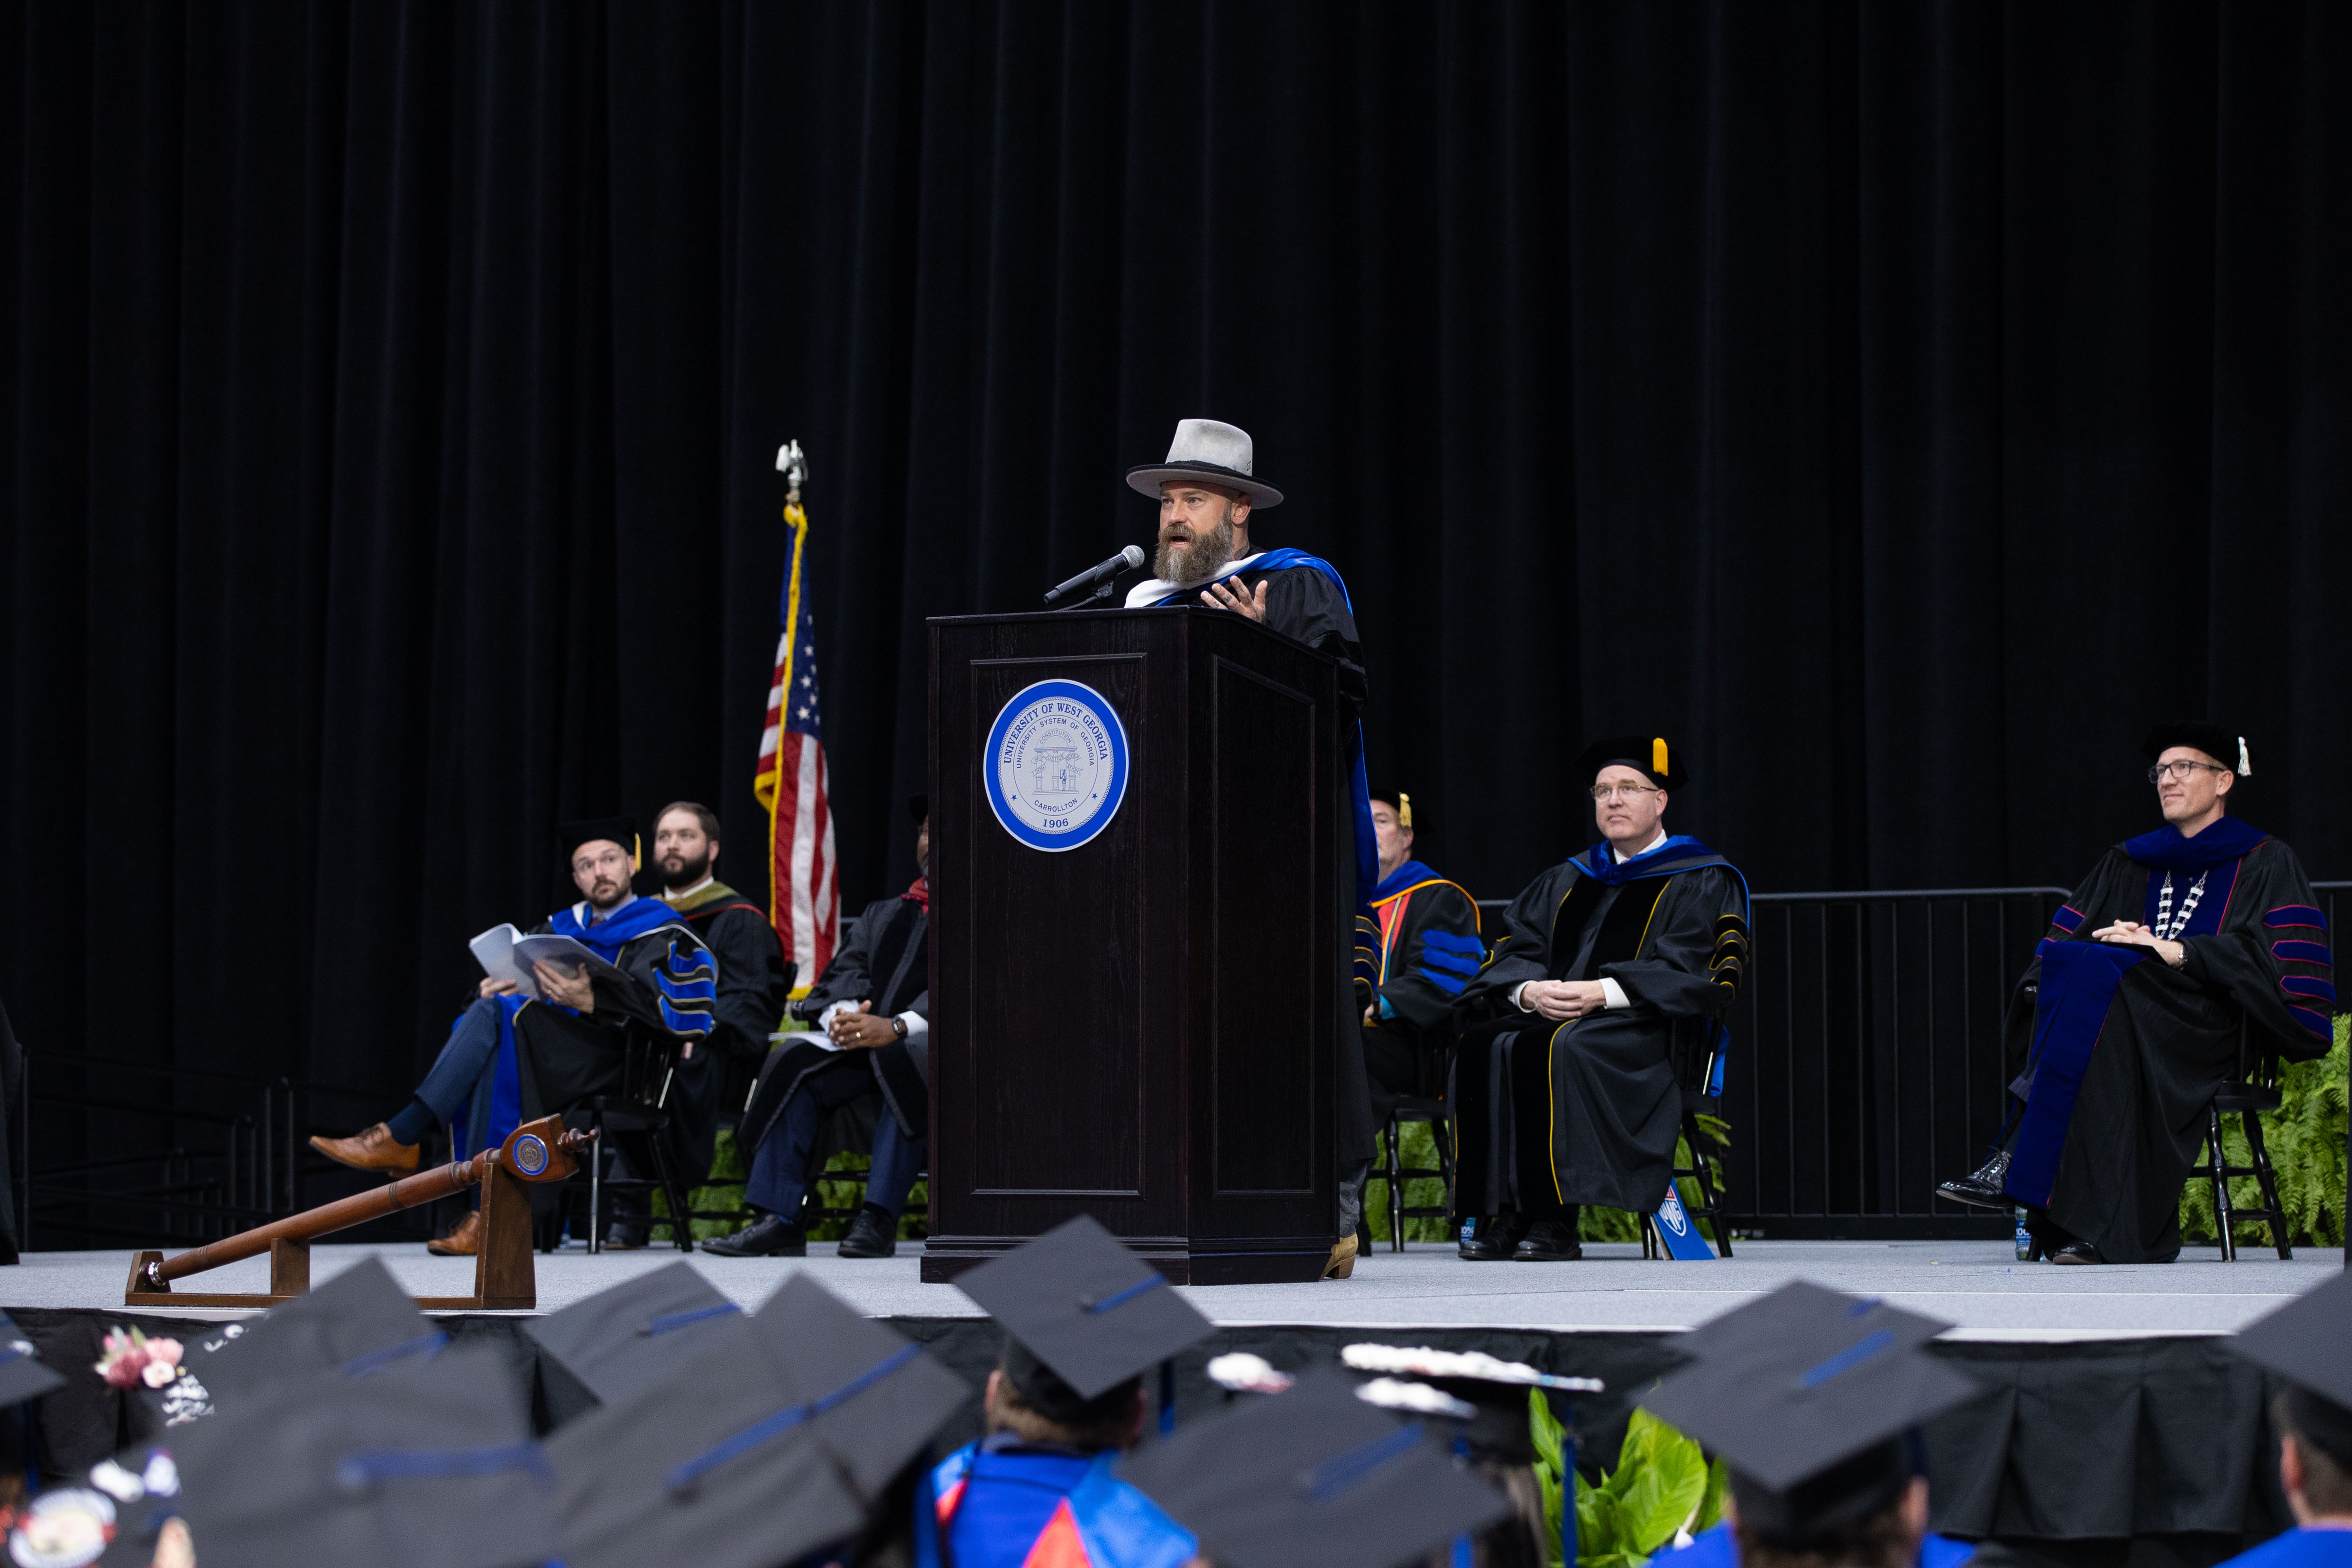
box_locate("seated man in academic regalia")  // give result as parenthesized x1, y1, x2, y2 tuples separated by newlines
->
(1452, 736, 1751, 1264)
(702, 796, 932, 1261)
(1361, 786, 1484, 1128)
(1936, 724, 2334, 1265)
(311, 816, 717, 1256)
(2220, 1272, 2352, 1568)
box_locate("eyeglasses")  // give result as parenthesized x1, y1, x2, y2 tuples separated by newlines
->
(1588, 784, 1661, 803)
(2147, 761, 2228, 784)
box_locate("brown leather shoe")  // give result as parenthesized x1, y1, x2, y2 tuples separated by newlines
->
(308, 1123, 420, 1175)
(1322, 1234, 1359, 1280)
(426, 1210, 481, 1256)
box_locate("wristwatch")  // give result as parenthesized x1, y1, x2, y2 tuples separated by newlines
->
(891, 1016, 908, 1042)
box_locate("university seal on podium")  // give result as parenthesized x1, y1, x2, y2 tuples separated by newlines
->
(983, 679, 1130, 852)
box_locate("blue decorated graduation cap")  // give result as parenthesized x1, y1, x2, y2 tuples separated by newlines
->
(524, 1260, 744, 1407)
(189, 1257, 441, 1406)
(91, 1339, 556, 1568)
(1639, 1282, 1984, 1541)
(1120, 1368, 1510, 1568)
(2228, 1268, 2352, 1467)
(954, 1214, 1216, 1422)
(542, 1273, 967, 1568)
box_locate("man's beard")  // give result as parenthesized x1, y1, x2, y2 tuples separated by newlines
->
(1155, 508, 1238, 585)
(658, 849, 712, 889)
(584, 876, 632, 910)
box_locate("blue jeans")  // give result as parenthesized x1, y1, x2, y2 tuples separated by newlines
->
(744, 1067, 926, 1221)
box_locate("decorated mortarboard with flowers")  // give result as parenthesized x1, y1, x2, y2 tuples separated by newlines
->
(1341, 1343, 1602, 1465)
(73, 1340, 553, 1568)
(1637, 1282, 1985, 1541)
(1120, 1368, 1510, 1568)
(544, 1273, 967, 1568)
(954, 1214, 1215, 1401)
(525, 1260, 745, 1408)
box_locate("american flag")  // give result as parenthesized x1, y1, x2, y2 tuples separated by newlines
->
(753, 493, 838, 990)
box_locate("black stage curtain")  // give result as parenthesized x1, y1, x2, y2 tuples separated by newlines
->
(3, 3, 2348, 1100)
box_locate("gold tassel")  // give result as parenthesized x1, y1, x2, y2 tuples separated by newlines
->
(1652, 737, 1670, 778)
(1397, 791, 1413, 829)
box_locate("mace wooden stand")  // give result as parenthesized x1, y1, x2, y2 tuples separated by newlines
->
(125, 1116, 589, 1311)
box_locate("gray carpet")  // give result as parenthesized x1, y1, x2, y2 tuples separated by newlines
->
(11, 1238, 2341, 1336)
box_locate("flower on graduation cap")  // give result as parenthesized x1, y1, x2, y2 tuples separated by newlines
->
(92, 1328, 184, 1391)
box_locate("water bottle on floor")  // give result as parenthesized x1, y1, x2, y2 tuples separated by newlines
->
(2014, 1207, 2032, 1261)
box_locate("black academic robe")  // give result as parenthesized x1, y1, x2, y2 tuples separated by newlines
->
(738, 893, 931, 1170)
(1363, 862, 1484, 1119)
(1131, 552, 1379, 1169)
(463, 901, 721, 1187)
(1997, 819, 2334, 1263)
(667, 880, 797, 1065)
(1453, 840, 1751, 1217)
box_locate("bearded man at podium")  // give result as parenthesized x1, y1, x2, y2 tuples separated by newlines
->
(1122, 419, 1380, 1274)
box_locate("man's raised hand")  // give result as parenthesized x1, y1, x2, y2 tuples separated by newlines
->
(533, 960, 596, 1014)
(1201, 577, 1269, 623)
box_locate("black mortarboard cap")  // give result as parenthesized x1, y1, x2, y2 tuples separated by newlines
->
(1639, 1284, 1984, 1537)
(2142, 722, 2251, 776)
(1121, 1369, 1511, 1568)
(954, 1214, 1216, 1401)
(2228, 1269, 2352, 1467)
(107, 1340, 557, 1568)
(0, 1310, 65, 1405)
(193, 1257, 440, 1405)
(544, 1273, 967, 1568)
(557, 814, 639, 865)
(1367, 786, 1415, 830)
(1576, 734, 1686, 791)
(908, 793, 929, 823)
(525, 1261, 745, 1407)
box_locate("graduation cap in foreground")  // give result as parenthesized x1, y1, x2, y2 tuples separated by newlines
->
(189, 1257, 441, 1407)
(954, 1214, 1215, 1429)
(2227, 1268, 2352, 1467)
(1576, 734, 1687, 792)
(1340, 1344, 1602, 1466)
(524, 1260, 744, 1408)
(0, 1309, 65, 1406)
(1120, 1368, 1510, 1568)
(90, 1339, 555, 1568)
(1640, 1283, 1985, 1543)
(544, 1273, 967, 1568)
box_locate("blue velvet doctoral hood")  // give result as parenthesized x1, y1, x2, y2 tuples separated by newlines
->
(1372, 859, 1445, 901)
(549, 893, 688, 963)
(1578, 834, 1730, 886)
(2121, 815, 2268, 873)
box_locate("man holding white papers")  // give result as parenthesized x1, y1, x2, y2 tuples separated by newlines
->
(310, 815, 717, 1255)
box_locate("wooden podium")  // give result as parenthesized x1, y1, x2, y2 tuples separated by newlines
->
(922, 607, 1344, 1284)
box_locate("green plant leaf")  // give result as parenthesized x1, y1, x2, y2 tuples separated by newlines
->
(1531, 1387, 1565, 1475)
(1576, 1472, 1620, 1566)
(1614, 1430, 1709, 1556)
(1692, 1450, 1730, 1534)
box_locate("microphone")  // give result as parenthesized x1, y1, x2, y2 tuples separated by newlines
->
(1043, 544, 1146, 606)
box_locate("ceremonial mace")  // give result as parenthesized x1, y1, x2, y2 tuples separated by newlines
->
(124, 1116, 593, 1311)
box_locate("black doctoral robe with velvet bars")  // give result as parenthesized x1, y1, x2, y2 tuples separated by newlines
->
(1996, 817, 2334, 1263)
(1362, 860, 1483, 1122)
(1453, 838, 1750, 1218)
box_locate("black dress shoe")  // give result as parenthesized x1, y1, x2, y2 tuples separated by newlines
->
(1936, 1150, 2012, 1210)
(837, 1206, 898, 1259)
(699, 1214, 806, 1258)
(1514, 1219, 1584, 1262)
(1459, 1213, 1530, 1262)
(2049, 1241, 2104, 1265)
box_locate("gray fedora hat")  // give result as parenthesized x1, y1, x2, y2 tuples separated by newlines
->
(1124, 418, 1284, 508)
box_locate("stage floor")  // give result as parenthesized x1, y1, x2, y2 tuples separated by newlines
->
(11, 1238, 2340, 1337)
